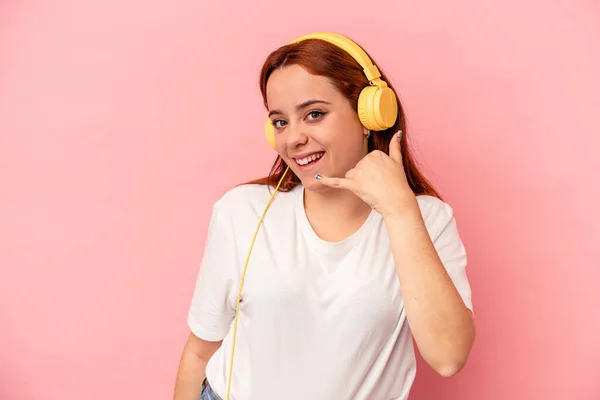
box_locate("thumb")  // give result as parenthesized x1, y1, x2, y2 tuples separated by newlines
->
(388, 130, 403, 164)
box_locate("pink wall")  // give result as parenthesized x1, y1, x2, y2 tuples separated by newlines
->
(1, 1, 599, 399)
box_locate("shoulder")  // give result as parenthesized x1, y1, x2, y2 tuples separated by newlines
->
(211, 183, 299, 224)
(415, 194, 456, 239)
(214, 183, 274, 209)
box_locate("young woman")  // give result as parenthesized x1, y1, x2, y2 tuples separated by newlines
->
(174, 32, 475, 400)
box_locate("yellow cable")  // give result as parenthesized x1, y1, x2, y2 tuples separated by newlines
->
(225, 166, 290, 400)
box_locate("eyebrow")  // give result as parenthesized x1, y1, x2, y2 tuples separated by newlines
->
(268, 99, 331, 118)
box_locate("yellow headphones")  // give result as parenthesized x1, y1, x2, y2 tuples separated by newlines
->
(264, 32, 399, 149)
(224, 32, 397, 400)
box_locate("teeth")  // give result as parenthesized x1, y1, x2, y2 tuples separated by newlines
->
(296, 152, 323, 166)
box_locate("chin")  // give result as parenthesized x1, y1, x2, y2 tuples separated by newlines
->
(297, 177, 329, 193)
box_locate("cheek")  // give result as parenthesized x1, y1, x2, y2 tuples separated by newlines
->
(274, 140, 297, 168)
(274, 140, 285, 155)
(323, 121, 364, 154)
(274, 134, 290, 157)
(317, 115, 360, 147)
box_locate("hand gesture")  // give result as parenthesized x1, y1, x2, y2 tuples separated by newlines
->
(316, 131, 415, 218)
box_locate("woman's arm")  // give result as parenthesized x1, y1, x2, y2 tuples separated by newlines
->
(176, 200, 237, 398)
(383, 197, 475, 377)
(316, 131, 475, 377)
(173, 332, 222, 400)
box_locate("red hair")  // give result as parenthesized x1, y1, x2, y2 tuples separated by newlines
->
(246, 36, 442, 200)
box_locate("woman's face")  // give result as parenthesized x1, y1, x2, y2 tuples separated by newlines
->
(266, 64, 369, 192)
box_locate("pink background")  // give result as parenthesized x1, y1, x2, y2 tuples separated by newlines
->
(1, 0, 599, 399)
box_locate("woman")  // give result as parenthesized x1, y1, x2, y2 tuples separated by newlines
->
(174, 32, 475, 400)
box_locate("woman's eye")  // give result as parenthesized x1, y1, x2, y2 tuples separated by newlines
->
(307, 111, 324, 120)
(272, 111, 325, 130)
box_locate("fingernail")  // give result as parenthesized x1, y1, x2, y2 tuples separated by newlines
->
(397, 130, 403, 141)
(315, 174, 322, 180)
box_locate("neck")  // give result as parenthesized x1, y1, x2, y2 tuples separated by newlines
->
(303, 185, 372, 228)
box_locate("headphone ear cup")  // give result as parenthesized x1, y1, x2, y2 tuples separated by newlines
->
(265, 119, 276, 149)
(358, 85, 399, 131)
(357, 86, 377, 131)
(373, 87, 398, 130)
(357, 86, 381, 131)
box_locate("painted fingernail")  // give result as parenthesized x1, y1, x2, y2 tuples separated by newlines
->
(397, 130, 403, 140)
(315, 174, 322, 180)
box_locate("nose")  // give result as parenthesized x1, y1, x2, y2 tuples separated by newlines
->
(286, 122, 308, 148)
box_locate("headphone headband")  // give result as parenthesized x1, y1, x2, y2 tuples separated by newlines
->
(290, 32, 383, 83)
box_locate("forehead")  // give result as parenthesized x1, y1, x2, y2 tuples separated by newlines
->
(265, 65, 341, 110)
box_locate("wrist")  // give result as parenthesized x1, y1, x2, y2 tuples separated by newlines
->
(382, 198, 429, 242)
(381, 192, 421, 221)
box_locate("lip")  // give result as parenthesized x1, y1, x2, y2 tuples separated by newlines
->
(291, 151, 325, 159)
(293, 152, 325, 171)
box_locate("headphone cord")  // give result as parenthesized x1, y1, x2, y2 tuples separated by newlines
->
(225, 166, 290, 400)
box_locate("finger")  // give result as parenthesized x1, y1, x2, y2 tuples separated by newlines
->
(388, 130, 403, 164)
(315, 174, 356, 191)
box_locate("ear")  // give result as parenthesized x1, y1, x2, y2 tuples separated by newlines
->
(362, 126, 370, 138)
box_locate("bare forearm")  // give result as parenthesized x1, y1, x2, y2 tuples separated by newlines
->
(383, 198, 475, 376)
(173, 351, 208, 400)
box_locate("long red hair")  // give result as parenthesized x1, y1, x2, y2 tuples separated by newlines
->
(246, 36, 442, 200)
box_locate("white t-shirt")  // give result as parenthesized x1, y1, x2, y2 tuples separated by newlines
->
(187, 183, 473, 400)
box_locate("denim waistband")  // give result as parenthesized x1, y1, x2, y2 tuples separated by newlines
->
(200, 377, 223, 400)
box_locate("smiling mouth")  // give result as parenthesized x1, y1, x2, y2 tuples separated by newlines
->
(294, 152, 325, 167)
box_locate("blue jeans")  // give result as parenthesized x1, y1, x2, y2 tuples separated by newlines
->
(199, 377, 223, 400)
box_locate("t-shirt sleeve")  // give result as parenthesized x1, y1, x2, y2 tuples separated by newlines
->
(422, 197, 474, 313)
(187, 203, 237, 341)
